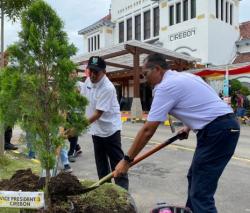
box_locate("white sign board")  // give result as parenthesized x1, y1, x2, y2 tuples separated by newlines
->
(0, 191, 44, 209)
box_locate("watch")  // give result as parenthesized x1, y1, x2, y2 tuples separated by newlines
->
(123, 155, 134, 163)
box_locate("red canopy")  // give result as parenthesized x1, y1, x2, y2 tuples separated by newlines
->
(195, 64, 250, 77)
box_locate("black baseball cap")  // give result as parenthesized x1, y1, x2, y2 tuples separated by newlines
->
(87, 56, 106, 72)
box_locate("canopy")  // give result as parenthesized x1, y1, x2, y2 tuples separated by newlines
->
(195, 64, 250, 77)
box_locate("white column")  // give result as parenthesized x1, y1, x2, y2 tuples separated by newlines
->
(188, 0, 191, 20)
(132, 15, 135, 40)
(124, 18, 127, 42)
(150, 6, 154, 38)
(219, 0, 221, 20)
(174, 3, 176, 25)
(141, 11, 144, 40)
(181, 0, 184, 22)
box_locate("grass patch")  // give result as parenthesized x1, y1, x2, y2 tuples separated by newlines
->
(0, 209, 19, 213)
(78, 181, 129, 211)
(0, 152, 41, 180)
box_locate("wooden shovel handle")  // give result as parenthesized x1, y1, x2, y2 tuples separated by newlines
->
(92, 132, 186, 187)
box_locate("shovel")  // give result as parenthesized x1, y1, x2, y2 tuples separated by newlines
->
(82, 132, 187, 194)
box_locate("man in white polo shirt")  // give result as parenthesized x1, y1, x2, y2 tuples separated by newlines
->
(80, 56, 128, 190)
(114, 53, 240, 212)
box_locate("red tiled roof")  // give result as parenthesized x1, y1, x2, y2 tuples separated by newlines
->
(240, 21, 250, 39)
(233, 52, 250, 64)
(101, 14, 111, 21)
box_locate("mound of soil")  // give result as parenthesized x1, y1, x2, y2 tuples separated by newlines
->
(0, 169, 39, 191)
(49, 172, 85, 202)
(0, 170, 137, 213)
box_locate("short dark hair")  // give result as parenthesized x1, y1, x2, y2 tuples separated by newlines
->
(144, 53, 169, 70)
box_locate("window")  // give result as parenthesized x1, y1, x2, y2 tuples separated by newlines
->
(216, 0, 219, 18)
(91, 37, 93, 51)
(144, 10, 151, 40)
(191, 0, 196, 19)
(230, 3, 233, 25)
(135, 14, 141, 40)
(119, 22, 124, 43)
(88, 38, 90, 52)
(127, 18, 132, 41)
(153, 7, 159, 37)
(176, 2, 181, 24)
(221, 0, 224, 21)
(183, 0, 188, 21)
(97, 34, 100, 49)
(226, 2, 229, 23)
(169, 5, 174, 26)
(94, 36, 97, 50)
(88, 34, 101, 52)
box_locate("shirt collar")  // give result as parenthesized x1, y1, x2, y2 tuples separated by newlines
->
(153, 69, 170, 91)
(91, 75, 106, 89)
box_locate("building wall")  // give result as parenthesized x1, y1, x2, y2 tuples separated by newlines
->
(207, 0, 240, 65)
(81, 0, 241, 66)
(103, 26, 115, 47)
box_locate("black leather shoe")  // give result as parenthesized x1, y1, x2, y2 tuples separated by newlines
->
(4, 143, 18, 150)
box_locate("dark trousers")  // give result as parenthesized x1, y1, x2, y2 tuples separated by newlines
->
(4, 127, 13, 144)
(186, 114, 240, 213)
(68, 136, 79, 156)
(92, 130, 129, 190)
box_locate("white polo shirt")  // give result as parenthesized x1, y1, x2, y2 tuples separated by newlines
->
(147, 70, 233, 130)
(80, 76, 122, 137)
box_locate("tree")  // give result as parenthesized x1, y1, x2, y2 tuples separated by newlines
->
(1, 0, 35, 66)
(0, 0, 88, 209)
(230, 79, 250, 109)
(0, 0, 36, 155)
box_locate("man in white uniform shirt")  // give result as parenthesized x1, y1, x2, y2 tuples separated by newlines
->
(114, 53, 240, 212)
(81, 56, 128, 190)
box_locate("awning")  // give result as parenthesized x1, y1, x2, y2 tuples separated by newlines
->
(73, 40, 201, 73)
(192, 63, 250, 77)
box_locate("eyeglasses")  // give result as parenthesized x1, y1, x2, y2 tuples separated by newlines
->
(142, 66, 155, 78)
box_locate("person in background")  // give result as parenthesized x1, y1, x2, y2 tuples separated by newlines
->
(66, 73, 83, 163)
(235, 91, 246, 118)
(114, 53, 240, 213)
(4, 126, 18, 150)
(60, 147, 73, 173)
(219, 90, 223, 99)
(79, 56, 129, 190)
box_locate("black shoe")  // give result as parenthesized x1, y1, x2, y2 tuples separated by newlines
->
(5, 143, 18, 150)
(68, 155, 76, 163)
(63, 164, 72, 173)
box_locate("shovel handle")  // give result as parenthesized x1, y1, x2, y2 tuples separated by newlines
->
(130, 132, 186, 167)
(92, 132, 186, 187)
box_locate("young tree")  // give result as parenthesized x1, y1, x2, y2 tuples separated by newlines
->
(0, 0, 88, 209)
(0, 0, 36, 155)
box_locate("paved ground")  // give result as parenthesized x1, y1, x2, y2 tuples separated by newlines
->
(9, 123, 250, 212)
(68, 123, 250, 213)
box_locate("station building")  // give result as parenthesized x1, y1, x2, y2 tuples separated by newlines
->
(74, 0, 250, 116)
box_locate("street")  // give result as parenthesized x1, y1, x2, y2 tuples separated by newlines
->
(71, 122, 250, 213)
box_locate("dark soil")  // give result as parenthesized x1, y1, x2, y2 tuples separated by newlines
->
(0, 169, 137, 213)
(49, 172, 85, 202)
(0, 169, 40, 191)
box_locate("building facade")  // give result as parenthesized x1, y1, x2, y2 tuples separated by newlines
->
(79, 0, 241, 66)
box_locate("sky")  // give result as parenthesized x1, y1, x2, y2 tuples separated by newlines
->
(3, 0, 250, 55)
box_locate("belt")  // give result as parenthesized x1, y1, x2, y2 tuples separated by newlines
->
(212, 113, 235, 122)
(194, 113, 236, 133)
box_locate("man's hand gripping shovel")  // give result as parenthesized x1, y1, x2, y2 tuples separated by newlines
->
(82, 132, 188, 194)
